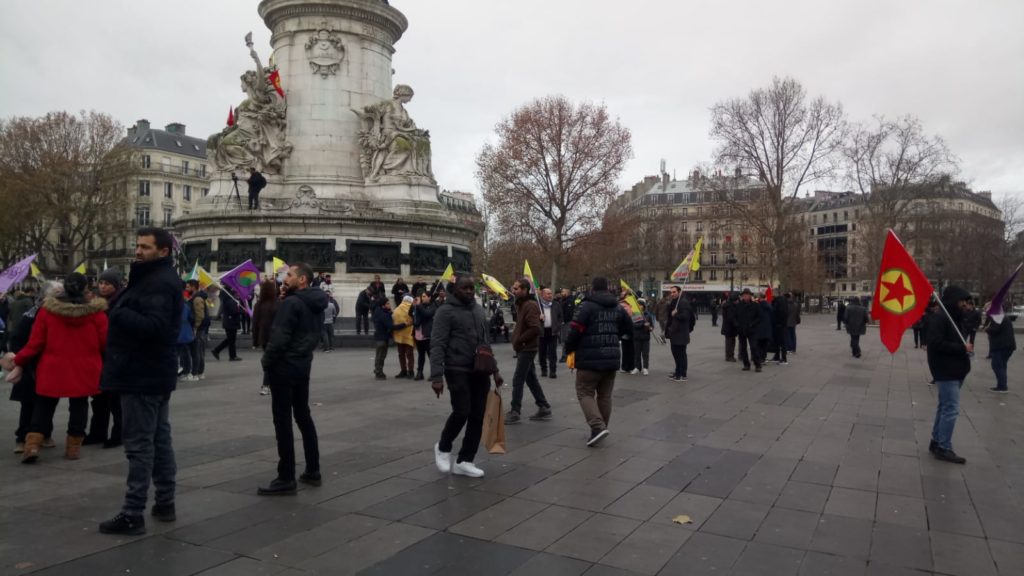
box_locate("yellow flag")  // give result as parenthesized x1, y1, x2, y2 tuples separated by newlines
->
(619, 279, 642, 318)
(670, 249, 695, 282)
(523, 260, 537, 289)
(272, 256, 287, 273)
(196, 265, 218, 290)
(481, 273, 510, 300)
(690, 236, 703, 272)
(74, 262, 87, 274)
(30, 262, 42, 279)
(440, 263, 455, 283)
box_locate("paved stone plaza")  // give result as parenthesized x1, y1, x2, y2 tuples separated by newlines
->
(1, 314, 1021, 575)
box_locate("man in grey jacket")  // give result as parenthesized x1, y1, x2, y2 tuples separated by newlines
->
(430, 277, 503, 478)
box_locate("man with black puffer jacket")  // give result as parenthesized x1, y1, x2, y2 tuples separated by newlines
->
(927, 285, 973, 465)
(99, 227, 184, 536)
(564, 277, 633, 447)
(257, 263, 328, 495)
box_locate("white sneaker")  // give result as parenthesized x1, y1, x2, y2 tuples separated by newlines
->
(630, 368, 639, 375)
(452, 460, 484, 478)
(434, 443, 451, 474)
(642, 368, 649, 376)
(198, 374, 205, 380)
(259, 385, 270, 396)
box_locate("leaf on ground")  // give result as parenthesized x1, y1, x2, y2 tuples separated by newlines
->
(672, 514, 692, 525)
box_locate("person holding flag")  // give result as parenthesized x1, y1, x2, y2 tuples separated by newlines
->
(983, 262, 1021, 393)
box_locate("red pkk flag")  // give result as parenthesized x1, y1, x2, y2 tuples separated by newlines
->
(268, 69, 284, 98)
(227, 107, 235, 127)
(765, 286, 774, 303)
(870, 229, 934, 353)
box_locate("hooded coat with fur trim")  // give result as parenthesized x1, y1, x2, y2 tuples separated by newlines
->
(14, 296, 108, 398)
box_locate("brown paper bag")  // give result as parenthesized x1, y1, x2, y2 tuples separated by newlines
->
(481, 388, 506, 454)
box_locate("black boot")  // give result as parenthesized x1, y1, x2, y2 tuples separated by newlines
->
(257, 478, 297, 495)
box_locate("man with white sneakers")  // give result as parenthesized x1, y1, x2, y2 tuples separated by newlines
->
(430, 277, 503, 478)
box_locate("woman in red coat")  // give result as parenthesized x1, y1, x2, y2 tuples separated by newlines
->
(5, 273, 108, 463)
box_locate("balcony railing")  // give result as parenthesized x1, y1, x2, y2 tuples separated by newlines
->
(138, 164, 209, 178)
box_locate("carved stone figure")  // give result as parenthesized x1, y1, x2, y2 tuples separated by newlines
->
(353, 84, 434, 183)
(208, 33, 293, 174)
(305, 22, 345, 78)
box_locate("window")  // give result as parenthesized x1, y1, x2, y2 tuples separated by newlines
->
(682, 207, 688, 217)
(711, 253, 718, 265)
(163, 208, 174, 227)
(201, 187, 209, 197)
(200, 164, 207, 177)
(164, 182, 173, 198)
(674, 193, 683, 204)
(182, 160, 190, 175)
(697, 206, 703, 216)
(710, 270, 717, 281)
(697, 222, 704, 232)
(183, 185, 192, 201)
(141, 155, 151, 168)
(844, 211, 848, 221)
(138, 180, 150, 196)
(682, 222, 688, 232)
(135, 207, 150, 226)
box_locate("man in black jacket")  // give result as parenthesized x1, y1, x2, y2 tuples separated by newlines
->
(355, 287, 373, 335)
(99, 227, 184, 536)
(564, 277, 633, 447)
(928, 285, 973, 464)
(247, 167, 267, 210)
(771, 292, 789, 364)
(721, 295, 738, 362)
(734, 289, 761, 372)
(258, 263, 328, 495)
(211, 287, 242, 361)
(665, 287, 696, 381)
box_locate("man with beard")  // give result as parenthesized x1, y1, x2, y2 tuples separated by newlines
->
(98, 227, 183, 535)
(734, 289, 762, 372)
(257, 263, 328, 495)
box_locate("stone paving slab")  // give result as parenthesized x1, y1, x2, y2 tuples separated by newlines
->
(1, 315, 1022, 575)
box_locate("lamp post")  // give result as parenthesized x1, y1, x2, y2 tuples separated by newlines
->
(647, 275, 655, 298)
(726, 254, 738, 293)
(935, 258, 945, 294)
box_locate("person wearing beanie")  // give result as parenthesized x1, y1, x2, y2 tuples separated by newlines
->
(1, 273, 109, 463)
(391, 294, 415, 378)
(85, 269, 126, 448)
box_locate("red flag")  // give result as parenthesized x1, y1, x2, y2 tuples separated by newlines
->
(268, 69, 284, 98)
(765, 286, 774, 303)
(227, 107, 235, 127)
(871, 229, 933, 353)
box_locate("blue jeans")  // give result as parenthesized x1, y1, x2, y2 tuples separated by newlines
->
(120, 393, 176, 516)
(510, 350, 549, 413)
(786, 327, 797, 351)
(931, 380, 962, 451)
(990, 349, 1012, 390)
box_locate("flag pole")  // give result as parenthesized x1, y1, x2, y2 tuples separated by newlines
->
(931, 290, 969, 347)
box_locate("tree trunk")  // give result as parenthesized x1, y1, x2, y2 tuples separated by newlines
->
(550, 257, 560, 293)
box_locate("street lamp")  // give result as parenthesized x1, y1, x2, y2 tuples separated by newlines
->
(726, 254, 738, 293)
(647, 275, 655, 298)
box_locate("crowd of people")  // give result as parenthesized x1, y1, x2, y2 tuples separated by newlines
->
(0, 225, 1017, 533)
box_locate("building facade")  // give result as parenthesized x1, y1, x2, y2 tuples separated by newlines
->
(94, 119, 210, 271)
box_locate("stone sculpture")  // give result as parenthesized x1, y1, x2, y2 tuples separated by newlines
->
(208, 33, 293, 174)
(305, 22, 345, 78)
(353, 84, 434, 183)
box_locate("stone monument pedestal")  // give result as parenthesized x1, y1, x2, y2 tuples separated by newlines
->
(174, 0, 480, 314)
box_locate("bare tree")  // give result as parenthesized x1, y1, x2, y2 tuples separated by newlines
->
(477, 96, 632, 289)
(705, 77, 846, 286)
(844, 115, 958, 276)
(0, 111, 132, 273)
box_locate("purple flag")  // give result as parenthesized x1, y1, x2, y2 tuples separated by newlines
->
(219, 259, 261, 317)
(0, 254, 37, 294)
(987, 262, 1022, 325)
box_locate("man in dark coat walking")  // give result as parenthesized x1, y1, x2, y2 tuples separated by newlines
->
(771, 292, 789, 364)
(507, 278, 551, 424)
(258, 263, 328, 495)
(836, 299, 846, 331)
(99, 227, 184, 536)
(564, 277, 633, 447)
(665, 286, 696, 381)
(843, 297, 868, 358)
(721, 295, 738, 362)
(212, 287, 242, 361)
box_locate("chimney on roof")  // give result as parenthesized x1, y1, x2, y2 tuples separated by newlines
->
(976, 191, 991, 199)
(136, 119, 150, 132)
(165, 122, 186, 135)
(661, 172, 670, 189)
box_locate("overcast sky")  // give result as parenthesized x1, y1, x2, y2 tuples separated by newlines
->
(2, 0, 1022, 202)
